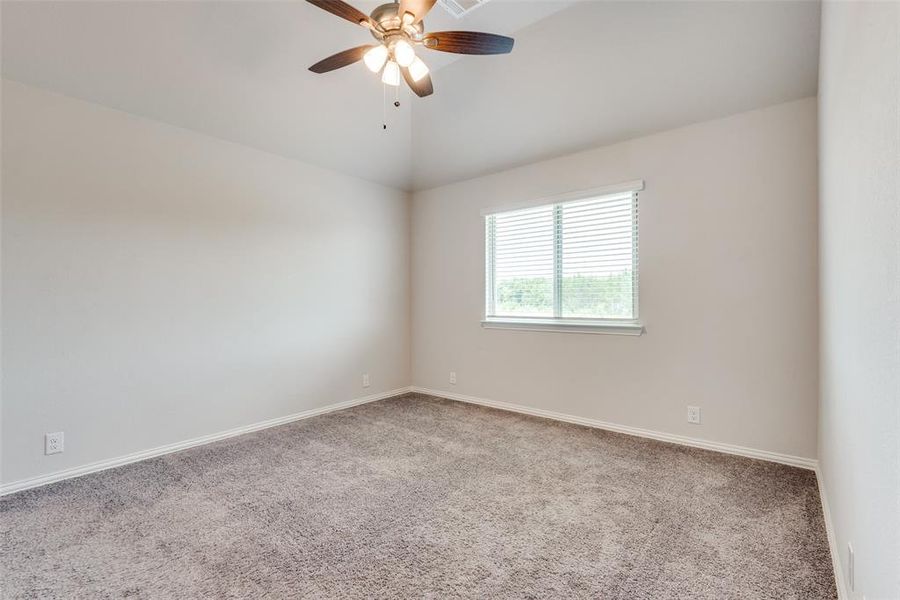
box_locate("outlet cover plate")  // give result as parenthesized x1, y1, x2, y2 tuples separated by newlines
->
(687, 406, 701, 424)
(45, 432, 64, 455)
(848, 543, 854, 591)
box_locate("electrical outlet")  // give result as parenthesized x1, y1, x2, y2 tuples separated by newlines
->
(848, 543, 854, 591)
(45, 432, 64, 455)
(449, 371, 457, 385)
(362, 373, 370, 388)
(687, 406, 701, 424)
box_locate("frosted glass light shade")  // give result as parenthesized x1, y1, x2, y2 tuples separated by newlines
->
(393, 40, 416, 68)
(382, 60, 401, 86)
(363, 45, 389, 73)
(408, 57, 429, 82)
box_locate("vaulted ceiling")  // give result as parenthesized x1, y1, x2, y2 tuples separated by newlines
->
(410, 0, 821, 189)
(1, 1, 820, 191)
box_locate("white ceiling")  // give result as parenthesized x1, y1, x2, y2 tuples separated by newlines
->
(411, 0, 821, 189)
(2, 0, 415, 189)
(2, 1, 820, 191)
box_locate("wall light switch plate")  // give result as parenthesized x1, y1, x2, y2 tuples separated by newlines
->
(45, 432, 64, 455)
(687, 406, 701, 424)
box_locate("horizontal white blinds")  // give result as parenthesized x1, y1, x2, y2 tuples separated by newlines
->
(489, 204, 555, 318)
(485, 190, 638, 321)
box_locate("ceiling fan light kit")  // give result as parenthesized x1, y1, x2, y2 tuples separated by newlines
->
(393, 39, 416, 67)
(305, 0, 515, 100)
(363, 45, 389, 72)
(408, 56, 430, 82)
(382, 60, 401, 86)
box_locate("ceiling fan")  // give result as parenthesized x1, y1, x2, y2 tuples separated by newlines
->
(305, 0, 515, 98)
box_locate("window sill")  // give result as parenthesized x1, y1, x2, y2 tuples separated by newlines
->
(481, 318, 644, 336)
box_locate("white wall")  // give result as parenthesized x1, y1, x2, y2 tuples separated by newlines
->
(412, 98, 819, 460)
(817, 2, 900, 598)
(1, 80, 410, 485)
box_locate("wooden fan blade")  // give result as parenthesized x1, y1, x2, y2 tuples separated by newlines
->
(402, 67, 434, 97)
(305, 0, 372, 27)
(309, 45, 374, 73)
(398, 0, 437, 24)
(423, 31, 515, 55)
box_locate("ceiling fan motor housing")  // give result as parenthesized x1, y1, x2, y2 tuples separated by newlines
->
(370, 3, 425, 43)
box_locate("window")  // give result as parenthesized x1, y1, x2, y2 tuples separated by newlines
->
(483, 181, 643, 335)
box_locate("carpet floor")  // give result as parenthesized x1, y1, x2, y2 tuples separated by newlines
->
(1, 393, 836, 599)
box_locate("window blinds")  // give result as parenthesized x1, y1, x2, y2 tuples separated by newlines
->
(485, 187, 639, 322)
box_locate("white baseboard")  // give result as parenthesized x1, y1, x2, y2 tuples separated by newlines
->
(2, 384, 818, 490)
(815, 468, 848, 599)
(410, 386, 819, 470)
(0, 387, 413, 497)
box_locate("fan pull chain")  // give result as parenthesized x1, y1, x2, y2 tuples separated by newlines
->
(381, 82, 401, 131)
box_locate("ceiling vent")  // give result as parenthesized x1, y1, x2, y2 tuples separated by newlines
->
(437, 0, 490, 19)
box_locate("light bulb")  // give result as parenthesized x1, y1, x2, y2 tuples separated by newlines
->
(393, 40, 416, 68)
(382, 60, 401, 86)
(363, 45, 388, 73)
(408, 56, 429, 82)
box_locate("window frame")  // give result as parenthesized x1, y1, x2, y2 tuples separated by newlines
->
(482, 181, 644, 336)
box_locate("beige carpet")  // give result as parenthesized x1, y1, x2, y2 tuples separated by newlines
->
(1, 393, 836, 599)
